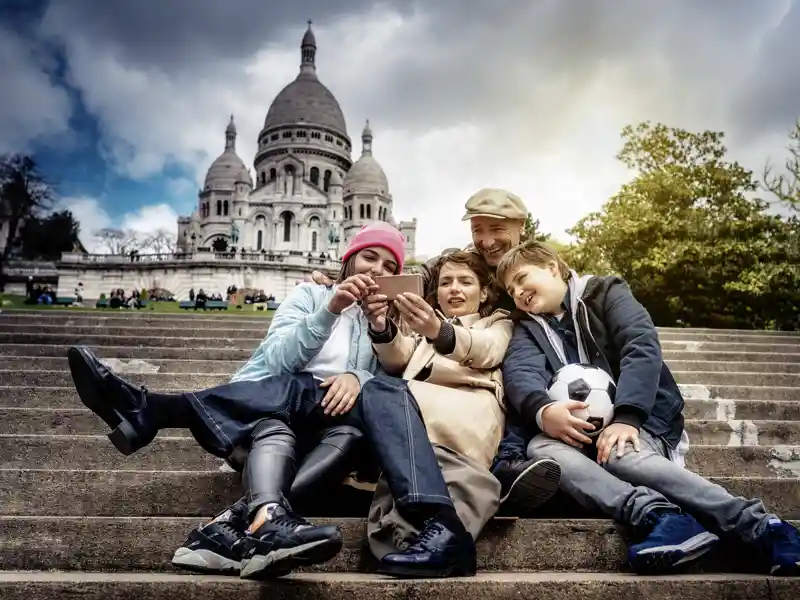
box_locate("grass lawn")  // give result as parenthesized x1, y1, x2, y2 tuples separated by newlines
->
(0, 294, 275, 317)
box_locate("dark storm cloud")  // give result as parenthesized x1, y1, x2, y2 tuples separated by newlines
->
(730, 0, 800, 140)
(339, 0, 781, 135)
(39, 0, 398, 71)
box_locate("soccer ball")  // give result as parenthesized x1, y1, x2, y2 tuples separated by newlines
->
(547, 364, 616, 437)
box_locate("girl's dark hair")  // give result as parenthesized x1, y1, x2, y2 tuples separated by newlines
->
(337, 248, 402, 323)
(425, 250, 498, 318)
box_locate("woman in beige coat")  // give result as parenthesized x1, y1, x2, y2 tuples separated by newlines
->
(363, 250, 561, 564)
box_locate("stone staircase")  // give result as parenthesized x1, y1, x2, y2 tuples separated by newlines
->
(0, 310, 798, 599)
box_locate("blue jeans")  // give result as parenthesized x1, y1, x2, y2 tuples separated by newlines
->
(491, 408, 530, 470)
(176, 372, 453, 511)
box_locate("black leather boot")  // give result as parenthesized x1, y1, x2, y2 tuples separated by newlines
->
(289, 424, 364, 501)
(67, 345, 158, 454)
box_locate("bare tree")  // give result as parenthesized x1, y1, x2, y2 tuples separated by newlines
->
(140, 228, 177, 254)
(763, 120, 800, 213)
(94, 228, 142, 255)
(0, 154, 54, 291)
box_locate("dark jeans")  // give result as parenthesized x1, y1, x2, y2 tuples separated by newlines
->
(492, 407, 531, 471)
(177, 372, 453, 511)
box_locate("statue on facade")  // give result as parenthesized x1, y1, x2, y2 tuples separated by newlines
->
(230, 222, 240, 245)
(328, 225, 339, 245)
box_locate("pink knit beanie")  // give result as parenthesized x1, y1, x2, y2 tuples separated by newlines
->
(342, 222, 406, 271)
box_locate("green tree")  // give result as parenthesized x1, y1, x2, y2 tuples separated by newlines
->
(763, 120, 800, 213)
(568, 122, 800, 330)
(523, 212, 551, 242)
(0, 154, 54, 291)
(18, 210, 81, 260)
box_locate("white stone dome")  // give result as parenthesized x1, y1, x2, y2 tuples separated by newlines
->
(343, 121, 389, 196)
(262, 25, 348, 138)
(204, 116, 251, 190)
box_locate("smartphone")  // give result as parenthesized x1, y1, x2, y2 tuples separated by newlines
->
(373, 274, 424, 300)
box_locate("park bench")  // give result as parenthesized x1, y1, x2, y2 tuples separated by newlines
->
(54, 297, 76, 306)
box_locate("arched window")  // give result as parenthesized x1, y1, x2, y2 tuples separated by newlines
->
(309, 216, 320, 227)
(216, 200, 222, 216)
(311, 231, 318, 252)
(310, 167, 320, 186)
(323, 170, 332, 192)
(282, 211, 293, 243)
(257, 230, 263, 250)
(259, 172, 266, 185)
(359, 204, 365, 219)
(366, 205, 372, 219)
(223, 200, 229, 216)
(269, 168, 276, 181)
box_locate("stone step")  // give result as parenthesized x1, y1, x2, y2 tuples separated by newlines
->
(3, 405, 800, 444)
(3, 383, 798, 412)
(657, 330, 800, 343)
(3, 331, 800, 353)
(2, 343, 800, 364)
(0, 324, 269, 339)
(1, 571, 794, 600)
(6, 310, 798, 337)
(4, 369, 798, 389)
(0, 313, 272, 329)
(0, 332, 261, 348)
(1, 469, 797, 518)
(3, 399, 800, 431)
(2, 433, 800, 477)
(7, 356, 800, 375)
(1, 517, 798, 575)
(3, 321, 793, 346)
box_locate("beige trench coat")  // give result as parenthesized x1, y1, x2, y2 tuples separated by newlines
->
(372, 310, 513, 469)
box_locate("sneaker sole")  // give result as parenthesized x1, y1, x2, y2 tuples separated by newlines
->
(171, 547, 241, 575)
(630, 531, 719, 574)
(376, 560, 477, 579)
(772, 561, 800, 576)
(67, 346, 139, 456)
(498, 458, 561, 510)
(239, 534, 343, 580)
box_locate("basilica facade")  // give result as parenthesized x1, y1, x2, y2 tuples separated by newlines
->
(56, 24, 417, 302)
(176, 24, 417, 260)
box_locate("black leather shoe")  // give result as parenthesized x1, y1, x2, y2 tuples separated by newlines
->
(377, 519, 477, 578)
(493, 457, 561, 515)
(67, 345, 156, 455)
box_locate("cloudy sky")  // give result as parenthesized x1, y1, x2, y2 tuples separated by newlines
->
(2, 0, 799, 255)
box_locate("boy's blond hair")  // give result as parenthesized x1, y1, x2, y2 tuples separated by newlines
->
(496, 240, 571, 285)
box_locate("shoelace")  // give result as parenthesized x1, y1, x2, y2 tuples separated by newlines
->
(408, 519, 445, 550)
(271, 513, 310, 532)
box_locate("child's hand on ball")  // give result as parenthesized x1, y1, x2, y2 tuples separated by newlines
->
(596, 423, 640, 464)
(541, 401, 596, 448)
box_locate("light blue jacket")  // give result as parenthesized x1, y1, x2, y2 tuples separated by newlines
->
(230, 283, 378, 386)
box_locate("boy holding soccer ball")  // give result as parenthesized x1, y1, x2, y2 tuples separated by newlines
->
(497, 240, 800, 576)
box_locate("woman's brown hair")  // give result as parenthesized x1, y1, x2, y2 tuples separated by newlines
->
(425, 250, 498, 318)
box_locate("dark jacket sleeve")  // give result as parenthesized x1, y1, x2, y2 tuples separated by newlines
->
(501, 323, 552, 427)
(603, 277, 662, 430)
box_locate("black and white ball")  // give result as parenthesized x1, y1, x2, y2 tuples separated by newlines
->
(547, 364, 616, 437)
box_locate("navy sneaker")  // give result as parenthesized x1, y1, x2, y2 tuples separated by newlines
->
(755, 518, 800, 575)
(238, 505, 343, 580)
(171, 504, 248, 575)
(628, 511, 719, 574)
(493, 457, 561, 514)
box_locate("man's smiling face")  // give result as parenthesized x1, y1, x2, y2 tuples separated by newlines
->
(470, 216, 523, 267)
